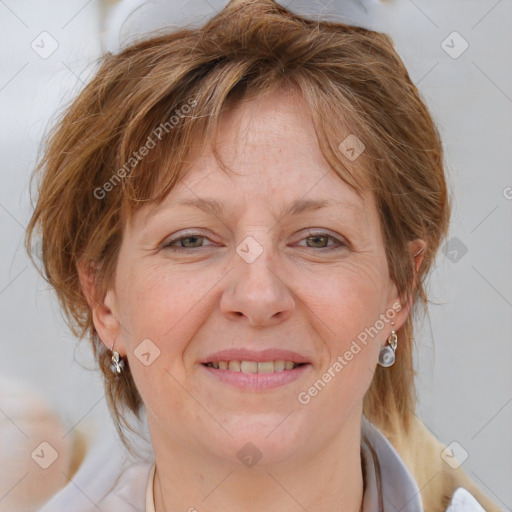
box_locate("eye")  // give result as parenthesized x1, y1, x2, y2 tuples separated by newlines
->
(161, 230, 347, 251)
(296, 231, 347, 250)
(162, 233, 214, 250)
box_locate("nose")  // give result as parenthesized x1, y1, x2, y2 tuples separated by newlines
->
(220, 246, 295, 326)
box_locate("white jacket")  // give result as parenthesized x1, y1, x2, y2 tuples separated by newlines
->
(37, 414, 487, 512)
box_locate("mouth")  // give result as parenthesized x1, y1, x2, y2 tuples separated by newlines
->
(202, 360, 307, 372)
(199, 349, 312, 390)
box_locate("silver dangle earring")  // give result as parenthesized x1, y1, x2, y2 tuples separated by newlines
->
(110, 342, 126, 375)
(378, 330, 398, 367)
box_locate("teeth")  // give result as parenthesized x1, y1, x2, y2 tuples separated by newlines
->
(228, 360, 241, 371)
(257, 361, 274, 373)
(274, 360, 285, 372)
(205, 360, 301, 373)
(240, 361, 258, 373)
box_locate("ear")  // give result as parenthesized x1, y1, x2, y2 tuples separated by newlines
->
(385, 239, 426, 332)
(77, 259, 126, 357)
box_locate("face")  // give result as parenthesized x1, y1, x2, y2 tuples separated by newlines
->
(93, 88, 410, 467)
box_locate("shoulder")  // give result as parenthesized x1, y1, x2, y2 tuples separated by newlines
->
(36, 423, 154, 512)
(360, 417, 490, 512)
(387, 414, 499, 512)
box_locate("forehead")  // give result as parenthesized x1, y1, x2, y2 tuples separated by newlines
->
(136, 87, 374, 226)
(212, 87, 332, 170)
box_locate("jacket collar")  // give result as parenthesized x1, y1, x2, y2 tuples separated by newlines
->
(360, 415, 424, 512)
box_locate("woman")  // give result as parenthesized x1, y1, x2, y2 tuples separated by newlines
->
(27, 1, 500, 511)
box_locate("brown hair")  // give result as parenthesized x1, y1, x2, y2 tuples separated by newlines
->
(26, 0, 449, 457)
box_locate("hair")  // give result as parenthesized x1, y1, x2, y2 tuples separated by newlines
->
(26, 0, 449, 462)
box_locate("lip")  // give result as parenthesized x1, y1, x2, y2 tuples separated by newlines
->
(200, 362, 312, 390)
(200, 348, 311, 365)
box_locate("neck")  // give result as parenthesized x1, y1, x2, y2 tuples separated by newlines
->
(150, 412, 364, 512)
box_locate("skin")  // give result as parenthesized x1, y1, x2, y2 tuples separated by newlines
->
(83, 87, 424, 512)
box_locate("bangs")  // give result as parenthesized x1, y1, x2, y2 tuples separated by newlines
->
(113, 67, 373, 224)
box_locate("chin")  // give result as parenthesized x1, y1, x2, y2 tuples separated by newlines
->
(206, 414, 308, 467)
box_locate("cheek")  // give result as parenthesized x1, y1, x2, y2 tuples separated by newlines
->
(113, 260, 223, 397)
(113, 265, 199, 419)
(116, 261, 209, 338)
(303, 260, 391, 342)
(299, 269, 387, 412)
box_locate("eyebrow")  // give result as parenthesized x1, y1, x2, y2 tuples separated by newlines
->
(174, 197, 341, 218)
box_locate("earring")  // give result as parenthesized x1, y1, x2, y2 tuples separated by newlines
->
(110, 342, 126, 375)
(378, 330, 398, 367)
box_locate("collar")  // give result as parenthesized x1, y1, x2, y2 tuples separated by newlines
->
(146, 461, 156, 512)
(360, 415, 424, 512)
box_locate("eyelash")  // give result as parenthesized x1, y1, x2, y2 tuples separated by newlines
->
(162, 231, 347, 252)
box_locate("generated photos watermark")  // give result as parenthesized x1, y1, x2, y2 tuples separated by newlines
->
(93, 97, 197, 200)
(297, 302, 402, 405)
